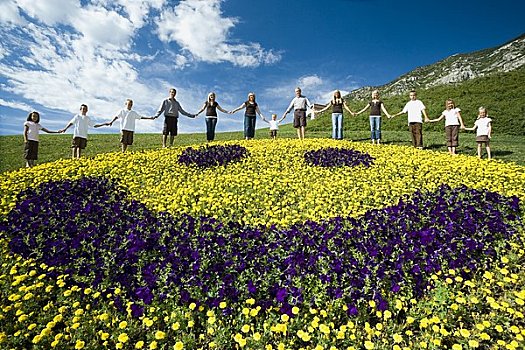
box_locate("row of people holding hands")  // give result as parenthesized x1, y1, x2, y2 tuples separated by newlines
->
(23, 87, 492, 167)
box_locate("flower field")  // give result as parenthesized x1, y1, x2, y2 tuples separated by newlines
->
(1, 139, 524, 350)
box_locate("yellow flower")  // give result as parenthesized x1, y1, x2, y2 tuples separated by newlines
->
(173, 341, 184, 350)
(149, 340, 158, 349)
(118, 333, 129, 343)
(154, 331, 166, 340)
(364, 340, 374, 349)
(459, 328, 471, 338)
(74, 340, 85, 349)
(219, 301, 227, 309)
(171, 322, 180, 331)
(119, 321, 128, 329)
(452, 344, 462, 350)
(468, 340, 479, 348)
(393, 333, 403, 343)
(135, 341, 145, 349)
(241, 325, 250, 333)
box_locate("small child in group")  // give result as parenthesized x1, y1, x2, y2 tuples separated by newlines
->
(262, 113, 285, 139)
(100, 99, 154, 152)
(23, 111, 61, 167)
(463, 106, 492, 159)
(60, 104, 104, 158)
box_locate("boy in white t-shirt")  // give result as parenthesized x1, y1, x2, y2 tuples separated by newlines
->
(464, 107, 492, 159)
(60, 104, 104, 158)
(391, 90, 430, 148)
(101, 99, 154, 152)
(262, 114, 286, 139)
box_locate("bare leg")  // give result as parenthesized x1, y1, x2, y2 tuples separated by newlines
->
(486, 145, 491, 159)
(162, 135, 167, 148)
(122, 143, 127, 152)
(477, 144, 482, 158)
(170, 135, 175, 147)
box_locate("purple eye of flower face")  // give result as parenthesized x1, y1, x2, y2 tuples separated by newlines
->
(304, 147, 374, 167)
(1, 177, 521, 319)
(178, 145, 248, 168)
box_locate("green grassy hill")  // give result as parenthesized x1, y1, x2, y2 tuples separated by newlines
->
(309, 66, 525, 136)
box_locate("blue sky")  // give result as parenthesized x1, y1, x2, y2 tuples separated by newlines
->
(0, 0, 524, 135)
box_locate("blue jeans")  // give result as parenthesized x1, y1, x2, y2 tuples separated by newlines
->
(332, 113, 343, 139)
(205, 117, 217, 141)
(244, 115, 256, 138)
(369, 116, 381, 140)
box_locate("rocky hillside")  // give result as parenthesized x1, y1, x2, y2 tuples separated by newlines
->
(347, 33, 525, 100)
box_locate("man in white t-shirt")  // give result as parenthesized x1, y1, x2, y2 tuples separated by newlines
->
(391, 90, 429, 148)
(60, 104, 104, 158)
(102, 99, 154, 152)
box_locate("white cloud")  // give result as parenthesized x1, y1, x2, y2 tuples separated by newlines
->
(0, 0, 25, 26)
(156, 0, 280, 67)
(15, 0, 80, 25)
(0, 98, 33, 112)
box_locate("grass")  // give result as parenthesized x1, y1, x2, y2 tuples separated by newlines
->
(1, 125, 524, 173)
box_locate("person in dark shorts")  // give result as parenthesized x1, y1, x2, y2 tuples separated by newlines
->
(23, 111, 60, 167)
(282, 87, 313, 140)
(60, 104, 104, 158)
(101, 99, 154, 152)
(153, 88, 196, 147)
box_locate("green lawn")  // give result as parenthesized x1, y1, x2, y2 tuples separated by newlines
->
(1, 126, 524, 173)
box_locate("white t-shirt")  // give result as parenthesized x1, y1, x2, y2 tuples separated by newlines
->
(24, 121, 42, 141)
(115, 109, 144, 132)
(475, 117, 492, 136)
(69, 114, 95, 139)
(402, 100, 426, 124)
(268, 120, 279, 131)
(443, 108, 461, 126)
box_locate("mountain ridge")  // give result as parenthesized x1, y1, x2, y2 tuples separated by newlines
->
(347, 33, 525, 100)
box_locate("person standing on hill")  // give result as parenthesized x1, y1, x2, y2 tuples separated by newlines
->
(153, 88, 196, 147)
(463, 106, 492, 159)
(427, 98, 465, 155)
(60, 104, 105, 158)
(23, 111, 61, 167)
(391, 90, 429, 148)
(229, 92, 266, 140)
(354, 90, 393, 144)
(195, 92, 230, 142)
(314, 90, 355, 140)
(101, 99, 155, 152)
(282, 87, 313, 140)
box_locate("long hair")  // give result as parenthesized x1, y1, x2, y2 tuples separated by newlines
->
(208, 92, 216, 103)
(332, 90, 343, 105)
(26, 111, 40, 123)
(445, 99, 455, 109)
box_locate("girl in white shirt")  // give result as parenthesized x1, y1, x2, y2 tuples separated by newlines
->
(464, 107, 492, 159)
(427, 99, 465, 155)
(23, 111, 60, 167)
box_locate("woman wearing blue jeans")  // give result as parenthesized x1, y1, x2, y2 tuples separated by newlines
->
(315, 90, 355, 140)
(355, 90, 393, 144)
(230, 92, 265, 140)
(195, 92, 230, 142)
